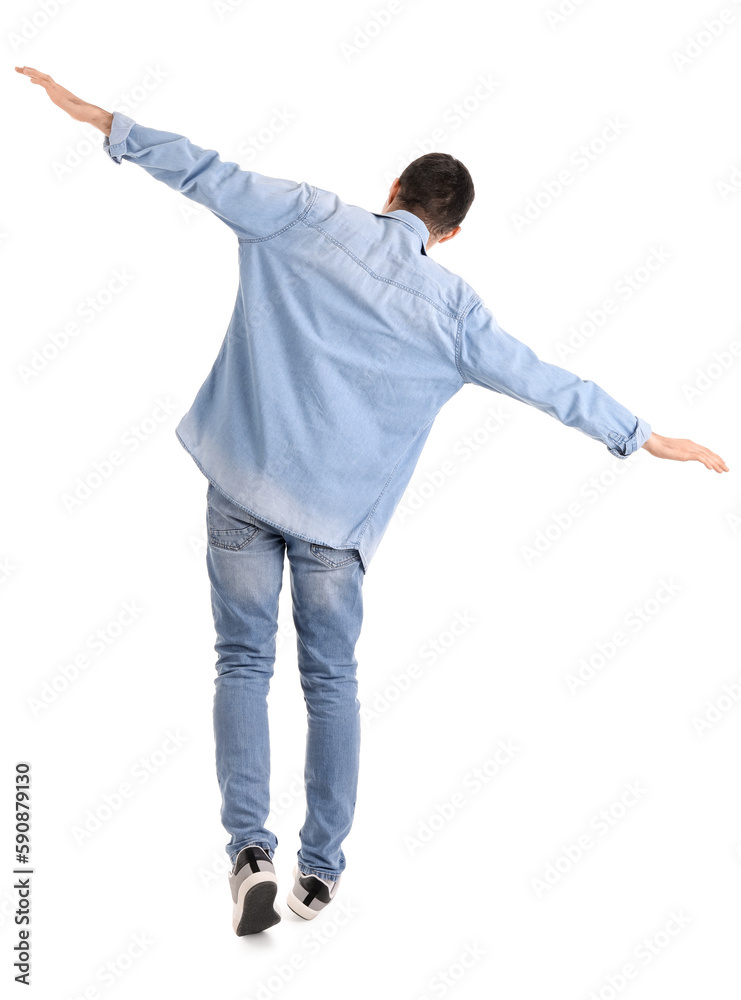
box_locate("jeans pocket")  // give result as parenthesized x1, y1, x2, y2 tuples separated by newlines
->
(310, 543, 361, 568)
(207, 483, 260, 551)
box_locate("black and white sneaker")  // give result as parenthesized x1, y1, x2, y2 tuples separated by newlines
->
(286, 865, 341, 920)
(228, 845, 281, 935)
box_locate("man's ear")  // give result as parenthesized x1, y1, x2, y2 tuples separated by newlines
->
(437, 225, 461, 245)
(381, 177, 401, 214)
(386, 177, 401, 208)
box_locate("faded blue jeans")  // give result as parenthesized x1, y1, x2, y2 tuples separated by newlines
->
(205, 480, 364, 882)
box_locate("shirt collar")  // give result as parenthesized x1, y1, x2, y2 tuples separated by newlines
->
(372, 209, 429, 256)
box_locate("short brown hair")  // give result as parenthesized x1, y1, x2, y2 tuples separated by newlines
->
(395, 152, 475, 237)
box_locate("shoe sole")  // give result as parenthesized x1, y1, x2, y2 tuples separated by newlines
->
(286, 889, 320, 920)
(233, 873, 281, 935)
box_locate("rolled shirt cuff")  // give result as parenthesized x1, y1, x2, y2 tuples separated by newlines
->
(103, 111, 137, 163)
(606, 416, 652, 458)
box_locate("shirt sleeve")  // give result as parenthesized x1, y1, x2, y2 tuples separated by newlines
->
(102, 110, 312, 240)
(457, 297, 652, 459)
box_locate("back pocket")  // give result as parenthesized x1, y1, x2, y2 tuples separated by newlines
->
(310, 543, 361, 568)
(207, 483, 260, 551)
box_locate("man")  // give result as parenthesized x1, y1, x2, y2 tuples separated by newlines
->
(17, 66, 729, 936)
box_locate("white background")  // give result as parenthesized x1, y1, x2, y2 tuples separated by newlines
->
(3, 0, 741, 997)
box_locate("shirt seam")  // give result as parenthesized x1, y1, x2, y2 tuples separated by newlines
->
(236, 185, 318, 243)
(301, 220, 458, 320)
(455, 292, 481, 385)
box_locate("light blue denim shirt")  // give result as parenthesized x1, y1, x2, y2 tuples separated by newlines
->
(103, 112, 651, 571)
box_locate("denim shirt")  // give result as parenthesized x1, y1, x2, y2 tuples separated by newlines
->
(103, 112, 651, 571)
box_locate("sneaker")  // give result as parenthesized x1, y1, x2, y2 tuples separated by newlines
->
(286, 864, 341, 920)
(228, 845, 281, 935)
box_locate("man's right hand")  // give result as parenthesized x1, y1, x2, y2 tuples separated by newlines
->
(14, 66, 113, 135)
(641, 432, 729, 473)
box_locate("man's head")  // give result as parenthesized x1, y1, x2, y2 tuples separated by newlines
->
(381, 152, 475, 250)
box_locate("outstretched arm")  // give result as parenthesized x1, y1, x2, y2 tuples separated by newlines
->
(15, 66, 311, 240)
(458, 298, 729, 473)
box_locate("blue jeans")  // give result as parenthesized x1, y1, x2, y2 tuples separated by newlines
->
(205, 481, 365, 881)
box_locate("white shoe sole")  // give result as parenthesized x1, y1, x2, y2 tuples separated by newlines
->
(286, 865, 334, 920)
(286, 890, 320, 920)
